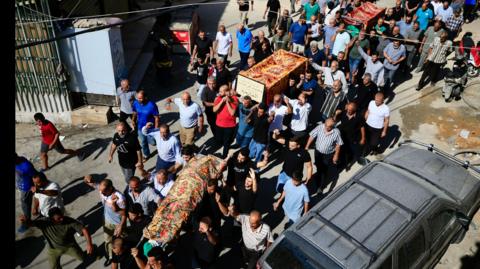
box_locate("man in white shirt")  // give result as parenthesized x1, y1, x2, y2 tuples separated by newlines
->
(228, 209, 274, 268)
(214, 24, 233, 64)
(324, 1, 341, 26)
(84, 177, 127, 266)
(267, 94, 288, 154)
(142, 123, 183, 172)
(307, 15, 321, 41)
(150, 169, 175, 199)
(31, 172, 64, 217)
(364, 92, 390, 156)
(273, 93, 312, 146)
(311, 60, 348, 93)
(166, 92, 204, 146)
(332, 22, 351, 58)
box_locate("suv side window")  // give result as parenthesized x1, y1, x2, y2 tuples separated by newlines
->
(398, 227, 426, 269)
(428, 210, 455, 243)
(378, 255, 392, 269)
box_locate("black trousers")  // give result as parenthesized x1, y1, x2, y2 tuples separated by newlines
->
(215, 126, 236, 158)
(241, 245, 263, 269)
(267, 16, 277, 35)
(341, 137, 362, 166)
(418, 61, 443, 89)
(205, 110, 217, 136)
(464, 4, 475, 21)
(365, 125, 383, 155)
(314, 151, 339, 193)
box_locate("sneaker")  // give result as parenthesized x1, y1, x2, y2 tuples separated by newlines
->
(104, 258, 112, 267)
(17, 225, 28, 233)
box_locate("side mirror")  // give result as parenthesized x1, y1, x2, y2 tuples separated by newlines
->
(455, 212, 471, 230)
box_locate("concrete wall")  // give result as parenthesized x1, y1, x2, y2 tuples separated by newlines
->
(15, 91, 72, 124)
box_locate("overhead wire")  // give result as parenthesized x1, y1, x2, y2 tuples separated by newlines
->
(14, 0, 480, 51)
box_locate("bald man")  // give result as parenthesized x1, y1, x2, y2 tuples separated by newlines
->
(229, 208, 274, 269)
(167, 92, 204, 146)
(364, 92, 390, 155)
(132, 90, 160, 159)
(306, 118, 343, 196)
(236, 23, 253, 70)
(336, 102, 366, 169)
(109, 122, 143, 183)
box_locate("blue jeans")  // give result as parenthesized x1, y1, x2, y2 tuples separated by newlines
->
(383, 68, 397, 92)
(276, 171, 291, 193)
(248, 139, 266, 163)
(349, 57, 362, 82)
(156, 158, 175, 171)
(236, 134, 253, 148)
(137, 130, 156, 157)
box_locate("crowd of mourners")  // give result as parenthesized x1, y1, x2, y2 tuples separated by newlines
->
(15, 0, 479, 268)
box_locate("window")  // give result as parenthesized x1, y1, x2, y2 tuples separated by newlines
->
(428, 210, 455, 243)
(265, 238, 341, 269)
(398, 228, 426, 269)
(378, 255, 392, 269)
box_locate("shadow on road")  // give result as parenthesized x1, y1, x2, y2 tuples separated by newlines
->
(15, 235, 46, 268)
(77, 202, 104, 237)
(460, 241, 480, 269)
(62, 173, 107, 206)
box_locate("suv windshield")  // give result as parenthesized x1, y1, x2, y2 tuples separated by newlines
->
(265, 237, 342, 269)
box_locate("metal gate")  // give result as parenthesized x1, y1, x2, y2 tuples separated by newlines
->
(15, 0, 71, 117)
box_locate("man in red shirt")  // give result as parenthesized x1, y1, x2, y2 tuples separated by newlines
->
(34, 113, 83, 171)
(213, 85, 239, 158)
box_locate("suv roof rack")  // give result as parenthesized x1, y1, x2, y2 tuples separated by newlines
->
(381, 161, 461, 205)
(353, 177, 417, 218)
(312, 212, 378, 265)
(399, 140, 480, 173)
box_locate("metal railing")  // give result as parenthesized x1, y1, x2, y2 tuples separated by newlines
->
(15, 0, 71, 114)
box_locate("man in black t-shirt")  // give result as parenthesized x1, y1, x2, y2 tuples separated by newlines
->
(406, 0, 421, 16)
(345, 74, 378, 115)
(192, 30, 213, 63)
(215, 58, 232, 89)
(189, 55, 209, 99)
(226, 148, 256, 190)
(112, 237, 143, 269)
(109, 122, 143, 183)
(235, 168, 258, 214)
(238, 0, 254, 26)
(192, 216, 219, 268)
(246, 103, 273, 164)
(201, 77, 218, 136)
(337, 102, 366, 170)
(196, 179, 231, 230)
(264, 0, 281, 37)
(276, 136, 313, 193)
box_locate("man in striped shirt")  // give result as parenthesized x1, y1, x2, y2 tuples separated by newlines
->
(228, 208, 274, 269)
(319, 79, 346, 122)
(416, 32, 453, 91)
(305, 118, 343, 196)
